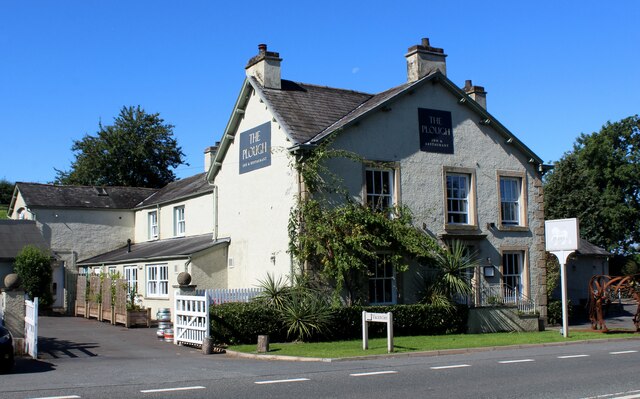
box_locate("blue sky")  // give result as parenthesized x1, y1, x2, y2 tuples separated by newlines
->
(1, 1, 638, 184)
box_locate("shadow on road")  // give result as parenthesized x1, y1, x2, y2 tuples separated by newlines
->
(9, 357, 56, 374)
(38, 336, 100, 359)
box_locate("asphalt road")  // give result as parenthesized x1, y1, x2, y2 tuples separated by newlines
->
(2, 315, 640, 399)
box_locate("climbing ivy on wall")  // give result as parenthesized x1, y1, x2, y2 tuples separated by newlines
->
(287, 138, 440, 305)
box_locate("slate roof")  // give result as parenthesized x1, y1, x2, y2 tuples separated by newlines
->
(576, 238, 610, 257)
(136, 173, 211, 208)
(258, 79, 373, 144)
(15, 183, 157, 210)
(78, 234, 230, 265)
(0, 220, 49, 261)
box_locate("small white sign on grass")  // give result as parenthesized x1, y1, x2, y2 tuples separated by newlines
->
(362, 311, 393, 353)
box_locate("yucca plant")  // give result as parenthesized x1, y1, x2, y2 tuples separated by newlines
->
(255, 273, 290, 311)
(279, 290, 333, 342)
(419, 240, 477, 309)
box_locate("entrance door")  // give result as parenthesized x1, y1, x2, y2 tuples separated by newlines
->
(52, 261, 65, 308)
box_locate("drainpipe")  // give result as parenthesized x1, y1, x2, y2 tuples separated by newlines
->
(207, 181, 218, 241)
(156, 204, 161, 239)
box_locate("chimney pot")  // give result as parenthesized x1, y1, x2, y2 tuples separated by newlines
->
(246, 43, 282, 89)
(463, 79, 487, 109)
(405, 37, 447, 82)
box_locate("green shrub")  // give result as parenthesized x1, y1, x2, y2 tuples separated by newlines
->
(547, 299, 573, 325)
(13, 245, 53, 307)
(211, 301, 468, 345)
(210, 302, 286, 345)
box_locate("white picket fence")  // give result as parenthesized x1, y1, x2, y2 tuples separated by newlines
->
(174, 294, 209, 347)
(24, 297, 38, 358)
(196, 288, 262, 304)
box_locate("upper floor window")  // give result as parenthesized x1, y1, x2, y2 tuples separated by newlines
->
(148, 211, 158, 240)
(365, 168, 394, 211)
(174, 206, 185, 237)
(146, 263, 168, 298)
(500, 177, 521, 225)
(498, 171, 527, 228)
(444, 167, 477, 227)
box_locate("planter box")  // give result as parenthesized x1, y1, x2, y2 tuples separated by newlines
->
(101, 306, 115, 324)
(88, 302, 101, 320)
(75, 300, 88, 318)
(115, 308, 151, 328)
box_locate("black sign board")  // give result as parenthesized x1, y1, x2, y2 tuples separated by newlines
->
(418, 108, 454, 154)
(239, 122, 271, 174)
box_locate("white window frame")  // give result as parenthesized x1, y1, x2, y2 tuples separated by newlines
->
(368, 254, 397, 305)
(174, 206, 186, 237)
(443, 167, 477, 228)
(497, 171, 527, 228)
(502, 250, 527, 301)
(365, 167, 395, 211)
(124, 265, 138, 295)
(148, 211, 158, 240)
(146, 263, 169, 298)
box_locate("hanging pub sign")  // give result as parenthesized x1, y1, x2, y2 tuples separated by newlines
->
(239, 121, 271, 174)
(418, 108, 454, 154)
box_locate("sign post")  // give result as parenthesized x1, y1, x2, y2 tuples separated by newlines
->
(545, 218, 579, 338)
(362, 311, 393, 353)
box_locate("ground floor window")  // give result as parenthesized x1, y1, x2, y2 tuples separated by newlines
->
(502, 252, 524, 300)
(146, 264, 168, 298)
(368, 254, 396, 305)
(124, 266, 138, 295)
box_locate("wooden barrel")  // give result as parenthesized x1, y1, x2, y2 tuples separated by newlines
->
(163, 328, 174, 342)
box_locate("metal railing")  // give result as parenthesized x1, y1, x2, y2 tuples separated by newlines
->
(478, 282, 537, 315)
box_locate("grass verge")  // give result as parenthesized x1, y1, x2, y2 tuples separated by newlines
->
(0, 204, 7, 219)
(228, 329, 639, 358)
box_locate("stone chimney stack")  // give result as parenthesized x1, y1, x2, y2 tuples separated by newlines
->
(463, 80, 487, 109)
(405, 38, 447, 82)
(245, 44, 282, 89)
(204, 142, 220, 173)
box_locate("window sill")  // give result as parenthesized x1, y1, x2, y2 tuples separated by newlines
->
(497, 225, 529, 232)
(144, 296, 169, 300)
(444, 224, 479, 231)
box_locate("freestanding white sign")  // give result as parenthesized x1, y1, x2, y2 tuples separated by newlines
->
(545, 218, 579, 338)
(362, 311, 393, 353)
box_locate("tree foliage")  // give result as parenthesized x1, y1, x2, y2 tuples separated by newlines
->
(0, 179, 14, 205)
(544, 115, 640, 254)
(288, 139, 440, 304)
(55, 106, 186, 188)
(13, 245, 53, 306)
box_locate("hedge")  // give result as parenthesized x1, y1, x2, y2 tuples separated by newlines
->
(210, 302, 468, 345)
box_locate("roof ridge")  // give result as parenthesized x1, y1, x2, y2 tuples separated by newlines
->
(284, 80, 374, 96)
(17, 181, 160, 191)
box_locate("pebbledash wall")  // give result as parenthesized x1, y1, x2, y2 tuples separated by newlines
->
(208, 38, 548, 318)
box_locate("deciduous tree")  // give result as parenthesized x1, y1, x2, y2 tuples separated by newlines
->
(544, 115, 640, 254)
(55, 106, 186, 188)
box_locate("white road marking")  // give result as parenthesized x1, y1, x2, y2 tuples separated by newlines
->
(558, 354, 590, 359)
(140, 386, 206, 393)
(430, 364, 471, 370)
(581, 389, 640, 398)
(610, 350, 638, 355)
(255, 378, 310, 385)
(498, 359, 534, 364)
(350, 371, 398, 377)
(28, 396, 81, 399)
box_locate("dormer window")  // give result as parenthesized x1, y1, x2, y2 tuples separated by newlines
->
(148, 211, 158, 240)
